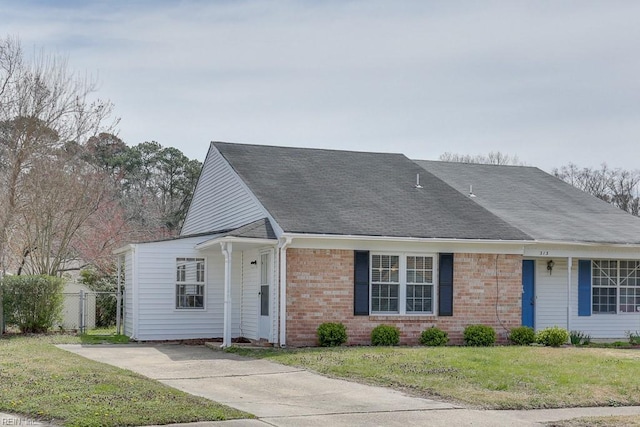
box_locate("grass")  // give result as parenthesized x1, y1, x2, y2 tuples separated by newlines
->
(548, 415, 640, 426)
(0, 334, 251, 426)
(80, 327, 129, 344)
(226, 345, 640, 410)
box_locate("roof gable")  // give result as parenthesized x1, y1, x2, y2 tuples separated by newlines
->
(181, 144, 271, 236)
(213, 142, 531, 241)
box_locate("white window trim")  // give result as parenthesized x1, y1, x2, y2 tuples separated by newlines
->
(592, 259, 640, 315)
(175, 257, 207, 311)
(370, 252, 438, 316)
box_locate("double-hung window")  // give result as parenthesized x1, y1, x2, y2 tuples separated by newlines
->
(406, 256, 434, 313)
(371, 253, 435, 315)
(176, 257, 205, 309)
(371, 255, 400, 312)
(592, 260, 640, 314)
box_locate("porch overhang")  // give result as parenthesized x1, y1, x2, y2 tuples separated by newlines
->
(196, 235, 278, 348)
(195, 236, 277, 252)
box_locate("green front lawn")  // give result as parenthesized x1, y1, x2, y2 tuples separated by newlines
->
(0, 335, 251, 426)
(227, 345, 640, 410)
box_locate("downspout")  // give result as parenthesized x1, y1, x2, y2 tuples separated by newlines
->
(131, 245, 138, 340)
(279, 236, 292, 347)
(116, 255, 122, 335)
(567, 257, 573, 333)
(221, 242, 233, 348)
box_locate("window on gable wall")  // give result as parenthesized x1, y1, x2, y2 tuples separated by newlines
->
(176, 257, 205, 309)
(592, 260, 640, 314)
(371, 253, 435, 314)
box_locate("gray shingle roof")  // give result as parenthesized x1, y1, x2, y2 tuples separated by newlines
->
(415, 160, 640, 244)
(213, 142, 531, 241)
(227, 218, 277, 239)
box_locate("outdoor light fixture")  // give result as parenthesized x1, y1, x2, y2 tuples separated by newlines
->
(250, 260, 257, 265)
(547, 260, 555, 275)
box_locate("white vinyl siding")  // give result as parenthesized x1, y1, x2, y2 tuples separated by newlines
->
(535, 257, 640, 340)
(121, 235, 274, 341)
(181, 146, 267, 235)
(124, 236, 224, 340)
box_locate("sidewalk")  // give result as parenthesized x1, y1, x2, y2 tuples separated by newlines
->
(57, 344, 640, 426)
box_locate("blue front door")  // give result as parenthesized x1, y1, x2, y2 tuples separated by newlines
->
(522, 260, 535, 328)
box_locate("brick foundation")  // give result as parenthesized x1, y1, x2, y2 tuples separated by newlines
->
(285, 248, 522, 346)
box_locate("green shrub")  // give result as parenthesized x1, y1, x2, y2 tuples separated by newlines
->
(508, 326, 535, 345)
(419, 326, 449, 346)
(371, 324, 400, 346)
(627, 331, 640, 345)
(463, 324, 496, 347)
(535, 326, 569, 347)
(1, 275, 64, 333)
(316, 322, 348, 347)
(569, 330, 591, 346)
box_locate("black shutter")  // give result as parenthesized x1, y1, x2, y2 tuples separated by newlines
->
(354, 250, 370, 315)
(438, 253, 454, 316)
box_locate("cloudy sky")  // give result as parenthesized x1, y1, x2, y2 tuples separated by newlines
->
(2, 1, 639, 171)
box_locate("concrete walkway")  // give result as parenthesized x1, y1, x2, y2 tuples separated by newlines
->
(57, 344, 640, 426)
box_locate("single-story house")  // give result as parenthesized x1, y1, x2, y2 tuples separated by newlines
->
(115, 142, 640, 346)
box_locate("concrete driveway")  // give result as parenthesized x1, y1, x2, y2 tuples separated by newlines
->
(58, 344, 640, 426)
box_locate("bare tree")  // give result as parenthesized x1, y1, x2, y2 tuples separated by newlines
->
(0, 35, 117, 274)
(439, 151, 523, 165)
(14, 152, 111, 275)
(553, 163, 640, 216)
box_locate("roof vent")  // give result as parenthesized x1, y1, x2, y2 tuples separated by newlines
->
(469, 185, 476, 198)
(415, 173, 423, 189)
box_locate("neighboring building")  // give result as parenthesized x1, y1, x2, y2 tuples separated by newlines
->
(115, 142, 640, 346)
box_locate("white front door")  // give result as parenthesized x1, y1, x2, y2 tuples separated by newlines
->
(258, 252, 270, 340)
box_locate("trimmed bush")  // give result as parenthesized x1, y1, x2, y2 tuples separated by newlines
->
(463, 324, 496, 347)
(419, 327, 449, 346)
(508, 326, 535, 345)
(1, 275, 64, 333)
(371, 324, 400, 346)
(317, 322, 348, 347)
(535, 326, 569, 347)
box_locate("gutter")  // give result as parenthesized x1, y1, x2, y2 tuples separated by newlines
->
(280, 233, 640, 249)
(280, 232, 536, 245)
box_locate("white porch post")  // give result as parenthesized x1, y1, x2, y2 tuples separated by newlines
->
(279, 237, 292, 347)
(221, 242, 233, 348)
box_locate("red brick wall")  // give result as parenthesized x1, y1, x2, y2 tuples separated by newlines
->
(285, 248, 522, 346)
